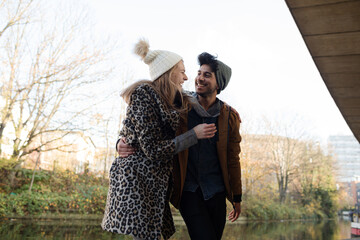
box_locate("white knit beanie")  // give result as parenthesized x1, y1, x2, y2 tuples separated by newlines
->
(134, 39, 182, 80)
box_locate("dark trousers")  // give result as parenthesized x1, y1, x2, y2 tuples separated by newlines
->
(179, 188, 226, 240)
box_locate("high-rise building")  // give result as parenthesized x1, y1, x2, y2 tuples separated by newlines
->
(328, 135, 360, 182)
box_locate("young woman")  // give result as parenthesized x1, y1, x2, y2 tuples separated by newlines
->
(101, 39, 216, 240)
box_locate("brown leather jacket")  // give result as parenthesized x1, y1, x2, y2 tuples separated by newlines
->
(170, 103, 242, 209)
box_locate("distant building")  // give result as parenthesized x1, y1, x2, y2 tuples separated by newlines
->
(328, 135, 360, 183)
(337, 181, 360, 205)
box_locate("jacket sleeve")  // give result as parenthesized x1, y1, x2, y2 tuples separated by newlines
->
(228, 109, 242, 202)
(126, 85, 175, 162)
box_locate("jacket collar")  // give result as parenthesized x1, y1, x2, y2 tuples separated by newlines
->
(188, 92, 223, 118)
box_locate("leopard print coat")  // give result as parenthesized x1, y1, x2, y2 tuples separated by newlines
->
(102, 83, 179, 240)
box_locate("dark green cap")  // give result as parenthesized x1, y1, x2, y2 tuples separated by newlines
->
(215, 60, 232, 94)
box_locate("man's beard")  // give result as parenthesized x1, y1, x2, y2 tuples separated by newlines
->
(197, 86, 217, 97)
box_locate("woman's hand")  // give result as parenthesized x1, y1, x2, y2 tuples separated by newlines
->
(117, 137, 136, 157)
(193, 123, 217, 139)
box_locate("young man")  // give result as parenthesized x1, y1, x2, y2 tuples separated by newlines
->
(118, 52, 242, 240)
(170, 52, 242, 240)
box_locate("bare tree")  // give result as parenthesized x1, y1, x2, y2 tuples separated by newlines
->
(240, 113, 338, 207)
(0, 0, 113, 186)
(92, 113, 114, 179)
(293, 141, 337, 204)
(262, 117, 308, 203)
(0, 0, 35, 155)
(90, 68, 135, 178)
(241, 133, 274, 198)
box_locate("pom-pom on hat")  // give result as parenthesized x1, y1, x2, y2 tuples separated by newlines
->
(134, 39, 182, 80)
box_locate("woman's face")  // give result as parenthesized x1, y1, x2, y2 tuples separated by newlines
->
(171, 61, 188, 90)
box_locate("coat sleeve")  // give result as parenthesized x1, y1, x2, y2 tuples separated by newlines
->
(126, 85, 176, 162)
(227, 109, 242, 202)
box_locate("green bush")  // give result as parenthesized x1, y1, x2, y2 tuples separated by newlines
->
(0, 187, 108, 217)
(242, 197, 319, 220)
(0, 168, 109, 217)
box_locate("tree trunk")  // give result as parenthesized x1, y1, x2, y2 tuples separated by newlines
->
(278, 175, 287, 203)
(29, 151, 41, 193)
(9, 161, 22, 189)
(0, 123, 5, 155)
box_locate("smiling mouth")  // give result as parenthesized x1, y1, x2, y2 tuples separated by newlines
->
(196, 82, 207, 87)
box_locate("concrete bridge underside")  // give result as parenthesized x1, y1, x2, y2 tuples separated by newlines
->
(285, 0, 360, 143)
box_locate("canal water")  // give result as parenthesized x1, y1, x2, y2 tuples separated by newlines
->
(0, 218, 354, 239)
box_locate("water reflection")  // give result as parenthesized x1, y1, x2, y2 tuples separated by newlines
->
(0, 218, 352, 240)
(222, 220, 351, 240)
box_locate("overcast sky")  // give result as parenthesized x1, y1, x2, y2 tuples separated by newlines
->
(76, 0, 353, 143)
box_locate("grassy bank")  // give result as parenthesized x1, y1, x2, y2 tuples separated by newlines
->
(0, 168, 108, 217)
(240, 196, 331, 221)
(0, 168, 334, 220)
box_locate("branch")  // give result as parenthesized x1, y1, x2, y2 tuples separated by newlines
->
(0, 0, 34, 38)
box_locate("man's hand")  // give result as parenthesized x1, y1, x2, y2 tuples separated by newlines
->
(228, 202, 241, 222)
(117, 137, 135, 157)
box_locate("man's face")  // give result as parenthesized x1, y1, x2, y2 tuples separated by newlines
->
(195, 64, 218, 97)
(171, 61, 188, 91)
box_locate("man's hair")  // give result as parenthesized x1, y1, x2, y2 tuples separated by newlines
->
(197, 52, 218, 73)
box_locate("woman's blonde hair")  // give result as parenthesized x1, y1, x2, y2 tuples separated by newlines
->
(121, 61, 190, 113)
